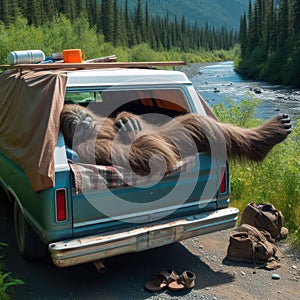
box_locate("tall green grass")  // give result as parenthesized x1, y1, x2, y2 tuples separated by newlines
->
(0, 243, 24, 300)
(213, 98, 300, 248)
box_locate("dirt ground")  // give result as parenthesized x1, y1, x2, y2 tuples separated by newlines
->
(1, 191, 299, 300)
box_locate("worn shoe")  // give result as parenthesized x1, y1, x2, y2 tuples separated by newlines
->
(226, 231, 256, 263)
(240, 223, 277, 261)
(168, 271, 196, 291)
(144, 270, 179, 292)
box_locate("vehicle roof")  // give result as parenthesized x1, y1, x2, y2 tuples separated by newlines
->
(66, 68, 192, 88)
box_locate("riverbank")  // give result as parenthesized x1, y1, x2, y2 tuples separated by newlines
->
(182, 61, 300, 120)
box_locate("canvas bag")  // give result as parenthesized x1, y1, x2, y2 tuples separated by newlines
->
(240, 203, 284, 239)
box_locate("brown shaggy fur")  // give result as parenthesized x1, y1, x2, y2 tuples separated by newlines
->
(60, 104, 291, 175)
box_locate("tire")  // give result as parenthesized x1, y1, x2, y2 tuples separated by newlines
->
(13, 200, 47, 260)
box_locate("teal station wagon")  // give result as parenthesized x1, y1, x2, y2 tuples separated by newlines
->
(0, 62, 238, 268)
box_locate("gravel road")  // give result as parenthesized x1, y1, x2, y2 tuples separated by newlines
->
(1, 191, 299, 300)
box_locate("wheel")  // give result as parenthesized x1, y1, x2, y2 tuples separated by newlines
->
(13, 201, 47, 260)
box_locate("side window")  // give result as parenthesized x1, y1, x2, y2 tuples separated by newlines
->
(65, 91, 102, 104)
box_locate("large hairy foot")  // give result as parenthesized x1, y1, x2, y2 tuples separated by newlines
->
(220, 114, 292, 162)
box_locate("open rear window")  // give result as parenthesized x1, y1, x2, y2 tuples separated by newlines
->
(65, 88, 190, 121)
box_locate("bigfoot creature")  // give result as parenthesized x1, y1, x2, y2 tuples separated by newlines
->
(60, 104, 292, 175)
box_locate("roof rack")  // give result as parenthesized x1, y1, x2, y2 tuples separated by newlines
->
(0, 61, 186, 71)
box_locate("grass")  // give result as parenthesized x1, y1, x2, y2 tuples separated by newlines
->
(0, 243, 24, 300)
(213, 98, 300, 248)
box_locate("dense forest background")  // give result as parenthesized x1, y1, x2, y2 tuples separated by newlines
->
(117, 0, 248, 29)
(0, 0, 239, 63)
(238, 0, 300, 85)
(2, 0, 300, 86)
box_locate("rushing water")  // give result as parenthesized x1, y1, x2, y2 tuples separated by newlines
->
(187, 61, 300, 120)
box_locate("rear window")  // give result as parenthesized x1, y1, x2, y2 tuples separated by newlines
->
(65, 88, 190, 121)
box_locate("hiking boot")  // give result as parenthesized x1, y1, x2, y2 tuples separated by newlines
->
(227, 224, 280, 264)
(240, 224, 276, 261)
(226, 232, 256, 263)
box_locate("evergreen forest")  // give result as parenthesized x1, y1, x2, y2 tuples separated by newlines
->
(0, 0, 239, 63)
(238, 0, 300, 85)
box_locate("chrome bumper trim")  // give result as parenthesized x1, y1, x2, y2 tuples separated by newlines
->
(49, 207, 238, 267)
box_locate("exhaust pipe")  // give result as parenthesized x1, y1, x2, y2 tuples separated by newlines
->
(93, 260, 107, 273)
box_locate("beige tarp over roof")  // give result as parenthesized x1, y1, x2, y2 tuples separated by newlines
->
(0, 69, 67, 191)
(0, 67, 217, 192)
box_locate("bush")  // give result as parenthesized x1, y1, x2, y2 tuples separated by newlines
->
(0, 243, 24, 300)
(213, 98, 300, 248)
(129, 43, 165, 62)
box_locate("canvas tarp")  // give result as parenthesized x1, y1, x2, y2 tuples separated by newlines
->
(0, 69, 68, 191)
(0, 67, 217, 193)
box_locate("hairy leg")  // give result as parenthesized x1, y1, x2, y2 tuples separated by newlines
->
(220, 114, 291, 161)
(160, 113, 292, 161)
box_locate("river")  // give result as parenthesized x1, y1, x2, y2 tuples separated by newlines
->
(186, 61, 300, 120)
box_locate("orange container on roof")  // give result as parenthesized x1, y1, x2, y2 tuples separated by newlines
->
(63, 49, 83, 63)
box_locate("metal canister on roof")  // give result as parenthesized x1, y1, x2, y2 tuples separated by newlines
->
(7, 50, 45, 65)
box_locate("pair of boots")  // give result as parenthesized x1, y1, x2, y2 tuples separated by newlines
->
(227, 223, 282, 266)
(227, 203, 288, 268)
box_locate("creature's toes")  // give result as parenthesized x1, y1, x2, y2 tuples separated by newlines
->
(277, 113, 292, 134)
(282, 122, 292, 129)
(285, 128, 292, 135)
(280, 113, 289, 119)
(281, 117, 290, 124)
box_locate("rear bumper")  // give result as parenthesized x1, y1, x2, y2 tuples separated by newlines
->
(49, 207, 239, 267)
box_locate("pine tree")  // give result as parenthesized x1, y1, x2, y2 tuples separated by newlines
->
(265, 0, 276, 52)
(256, 0, 264, 42)
(144, 0, 150, 43)
(124, 0, 136, 47)
(247, 0, 258, 54)
(61, 0, 75, 21)
(239, 13, 248, 58)
(29, 0, 43, 26)
(113, 0, 125, 47)
(172, 15, 180, 49)
(180, 15, 189, 51)
(278, 0, 292, 49)
(1, 0, 20, 24)
(75, 0, 87, 18)
(293, 0, 300, 36)
(134, 0, 144, 43)
(101, 0, 114, 43)
(238, 0, 300, 84)
(86, 0, 101, 30)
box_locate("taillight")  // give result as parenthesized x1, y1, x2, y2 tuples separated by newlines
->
(55, 189, 67, 222)
(220, 166, 227, 193)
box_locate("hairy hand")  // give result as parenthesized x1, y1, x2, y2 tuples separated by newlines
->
(73, 110, 97, 144)
(76, 110, 95, 131)
(115, 117, 143, 132)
